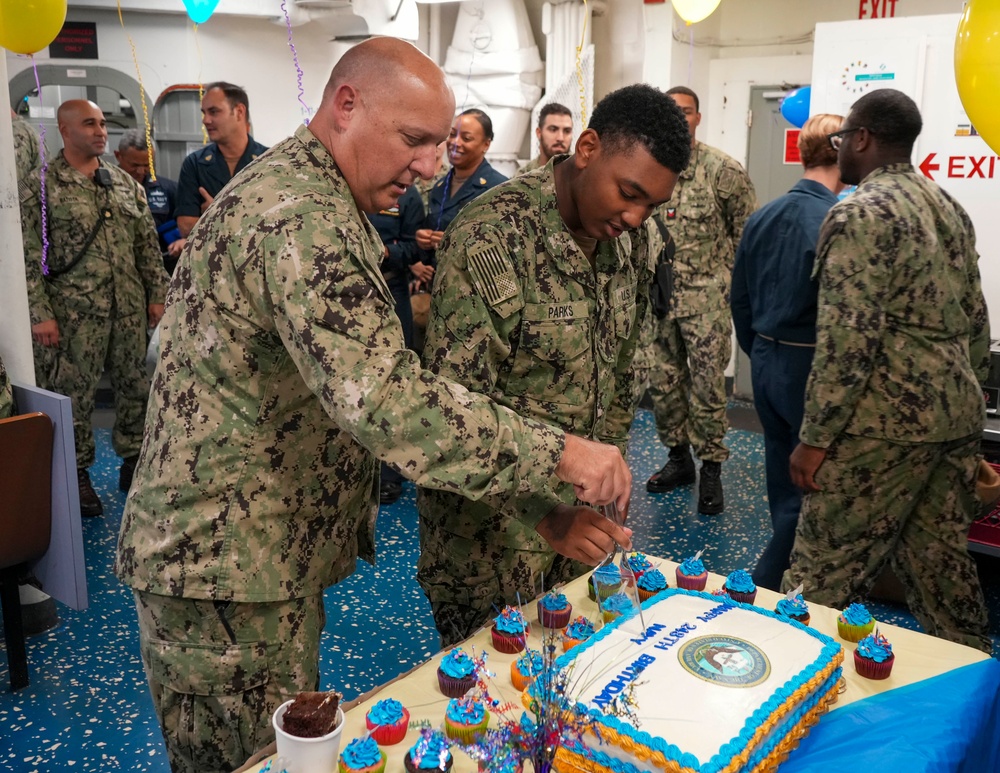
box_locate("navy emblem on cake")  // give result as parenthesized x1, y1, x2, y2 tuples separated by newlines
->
(678, 636, 771, 687)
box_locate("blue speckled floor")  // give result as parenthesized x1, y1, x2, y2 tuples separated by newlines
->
(2, 408, 998, 772)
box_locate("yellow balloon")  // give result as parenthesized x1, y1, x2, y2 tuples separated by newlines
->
(0, 0, 67, 56)
(671, 0, 723, 25)
(955, 0, 1000, 155)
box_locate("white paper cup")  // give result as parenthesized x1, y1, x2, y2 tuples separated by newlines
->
(273, 700, 346, 773)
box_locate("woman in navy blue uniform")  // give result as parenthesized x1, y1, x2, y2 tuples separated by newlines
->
(416, 108, 507, 261)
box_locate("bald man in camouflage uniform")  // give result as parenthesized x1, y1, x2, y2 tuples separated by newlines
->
(114, 39, 632, 773)
(645, 87, 756, 515)
(418, 84, 692, 647)
(782, 89, 991, 654)
(20, 100, 167, 518)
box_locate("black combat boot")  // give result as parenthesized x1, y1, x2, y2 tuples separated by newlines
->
(646, 444, 696, 493)
(119, 455, 139, 493)
(77, 467, 103, 517)
(698, 461, 725, 515)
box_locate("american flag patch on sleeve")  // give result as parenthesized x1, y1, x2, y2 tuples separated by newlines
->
(467, 245, 519, 307)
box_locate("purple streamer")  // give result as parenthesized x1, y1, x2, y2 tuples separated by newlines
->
(280, 0, 312, 124)
(32, 58, 51, 276)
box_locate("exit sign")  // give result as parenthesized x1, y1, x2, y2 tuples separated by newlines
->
(859, 0, 898, 18)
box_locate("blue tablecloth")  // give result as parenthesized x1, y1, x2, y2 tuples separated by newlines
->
(782, 659, 1000, 772)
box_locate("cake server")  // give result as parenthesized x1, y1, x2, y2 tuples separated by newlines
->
(603, 501, 647, 632)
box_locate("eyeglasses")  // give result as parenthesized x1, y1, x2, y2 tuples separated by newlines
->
(827, 128, 862, 151)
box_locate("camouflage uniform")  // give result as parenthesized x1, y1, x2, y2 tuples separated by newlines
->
(646, 141, 756, 462)
(781, 163, 991, 654)
(0, 356, 12, 419)
(515, 156, 543, 176)
(19, 152, 168, 468)
(114, 124, 568, 772)
(417, 159, 650, 646)
(415, 168, 449, 212)
(12, 115, 40, 180)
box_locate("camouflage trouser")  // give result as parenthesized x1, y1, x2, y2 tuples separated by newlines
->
(781, 433, 992, 654)
(0, 355, 12, 419)
(32, 307, 149, 468)
(646, 308, 731, 462)
(134, 591, 325, 773)
(417, 520, 589, 648)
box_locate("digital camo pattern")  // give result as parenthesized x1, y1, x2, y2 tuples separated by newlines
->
(514, 156, 542, 177)
(652, 141, 756, 318)
(798, 163, 989, 448)
(12, 115, 40, 181)
(417, 160, 650, 641)
(134, 590, 324, 773)
(19, 152, 167, 324)
(32, 310, 148, 466)
(646, 142, 755, 461)
(646, 308, 732, 462)
(19, 152, 167, 466)
(782, 433, 991, 653)
(114, 124, 565, 603)
(415, 168, 449, 212)
(0, 356, 12, 419)
(786, 163, 991, 654)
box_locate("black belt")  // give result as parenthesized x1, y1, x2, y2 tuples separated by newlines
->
(757, 333, 815, 348)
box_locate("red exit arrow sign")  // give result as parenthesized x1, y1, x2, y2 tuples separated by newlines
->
(919, 153, 940, 180)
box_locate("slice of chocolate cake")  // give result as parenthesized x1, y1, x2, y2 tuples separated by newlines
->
(281, 691, 343, 738)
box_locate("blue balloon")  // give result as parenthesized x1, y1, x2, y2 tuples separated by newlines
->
(183, 0, 220, 24)
(780, 86, 811, 129)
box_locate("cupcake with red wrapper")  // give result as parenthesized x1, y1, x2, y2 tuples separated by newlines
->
(675, 553, 708, 591)
(491, 606, 530, 653)
(625, 551, 653, 578)
(562, 616, 596, 651)
(338, 735, 387, 773)
(854, 629, 894, 680)
(510, 649, 544, 692)
(837, 603, 875, 642)
(404, 730, 453, 773)
(636, 567, 668, 601)
(364, 698, 409, 745)
(443, 697, 490, 743)
(723, 569, 757, 605)
(537, 591, 572, 629)
(437, 648, 477, 698)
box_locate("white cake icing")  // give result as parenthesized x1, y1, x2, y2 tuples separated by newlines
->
(550, 589, 843, 773)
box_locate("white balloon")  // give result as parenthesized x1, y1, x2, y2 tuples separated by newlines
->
(671, 0, 723, 25)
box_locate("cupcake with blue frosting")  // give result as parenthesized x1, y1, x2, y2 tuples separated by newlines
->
(636, 568, 668, 601)
(404, 730, 452, 772)
(443, 697, 490, 743)
(338, 735, 387, 773)
(626, 551, 654, 577)
(854, 629, 894, 679)
(562, 616, 597, 651)
(723, 569, 757, 605)
(837, 603, 875, 642)
(675, 555, 708, 591)
(588, 564, 623, 601)
(491, 606, 530, 653)
(537, 590, 572, 629)
(600, 592, 636, 623)
(510, 649, 544, 692)
(437, 648, 476, 698)
(774, 594, 810, 626)
(364, 697, 410, 745)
